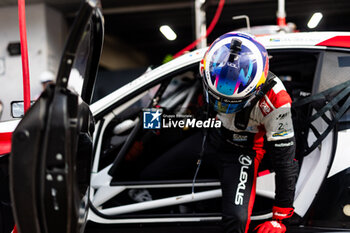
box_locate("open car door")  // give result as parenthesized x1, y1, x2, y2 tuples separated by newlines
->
(9, 1, 104, 233)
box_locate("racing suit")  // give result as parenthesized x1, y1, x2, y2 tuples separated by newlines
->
(215, 77, 298, 233)
(141, 77, 298, 233)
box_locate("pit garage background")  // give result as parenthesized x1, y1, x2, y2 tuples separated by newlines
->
(0, 0, 350, 121)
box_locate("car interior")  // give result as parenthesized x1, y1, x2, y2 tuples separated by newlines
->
(91, 49, 348, 220)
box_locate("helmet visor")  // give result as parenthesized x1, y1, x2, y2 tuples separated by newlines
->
(208, 44, 257, 96)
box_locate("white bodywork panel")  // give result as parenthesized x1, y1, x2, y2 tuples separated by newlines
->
(328, 129, 350, 178)
(90, 48, 207, 116)
(90, 32, 350, 117)
(257, 31, 350, 49)
(0, 119, 19, 133)
(87, 170, 276, 223)
(89, 31, 350, 117)
(256, 172, 275, 199)
(293, 111, 334, 217)
(88, 212, 272, 225)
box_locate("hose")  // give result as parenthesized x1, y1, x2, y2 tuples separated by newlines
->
(173, 0, 225, 58)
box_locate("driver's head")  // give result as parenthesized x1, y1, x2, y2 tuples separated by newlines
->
(200, 32, 269, 113)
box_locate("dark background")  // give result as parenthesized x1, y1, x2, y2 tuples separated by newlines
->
(2, 0, 347, 66)
(38, 0, 349, 101)
(57, 0, 350, 65)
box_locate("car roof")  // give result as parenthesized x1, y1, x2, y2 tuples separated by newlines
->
(91, 31, 350, 117)
(257, 31, 350, 49)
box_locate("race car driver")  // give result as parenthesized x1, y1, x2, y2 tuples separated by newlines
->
(141, 32, 298, 233)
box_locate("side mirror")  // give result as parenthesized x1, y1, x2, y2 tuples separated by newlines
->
(11, 101, 34, 118)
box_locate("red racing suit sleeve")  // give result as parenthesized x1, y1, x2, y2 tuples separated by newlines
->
(261, 82, 299, 208)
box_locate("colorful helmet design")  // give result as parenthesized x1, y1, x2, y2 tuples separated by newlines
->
(200, 32, 269, 113)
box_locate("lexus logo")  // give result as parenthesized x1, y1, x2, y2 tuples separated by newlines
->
(238, 154, 252, 166)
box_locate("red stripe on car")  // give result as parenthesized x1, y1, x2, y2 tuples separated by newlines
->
(0, 132, 12, 155)
(316, 36, 350, 48)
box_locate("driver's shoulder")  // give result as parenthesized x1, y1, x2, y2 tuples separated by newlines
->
(258, 79, 292, 117)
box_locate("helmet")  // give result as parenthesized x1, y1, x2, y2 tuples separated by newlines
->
(200, 32, 269, 113)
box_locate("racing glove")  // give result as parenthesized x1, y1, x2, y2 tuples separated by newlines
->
(254, 206, 294, 233)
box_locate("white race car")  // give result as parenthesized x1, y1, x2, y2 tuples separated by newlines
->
(5, 0, 350, 232)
